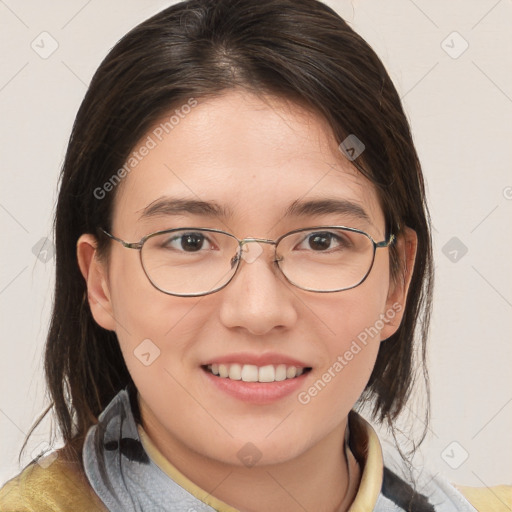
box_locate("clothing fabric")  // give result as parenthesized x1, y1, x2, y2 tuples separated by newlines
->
(0, 387, 507, 511)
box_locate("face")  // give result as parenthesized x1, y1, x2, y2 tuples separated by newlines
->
(79, 89, 414, 469)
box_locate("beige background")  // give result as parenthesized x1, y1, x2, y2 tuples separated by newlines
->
(1, 0, 511, 490)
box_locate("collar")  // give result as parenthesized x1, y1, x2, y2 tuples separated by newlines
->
(346, 410, 384, 511)
(83, 387, 384, 511)
(137, 405, 384, 511)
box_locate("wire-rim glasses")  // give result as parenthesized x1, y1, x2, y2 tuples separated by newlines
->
(101, 226, 395, 297)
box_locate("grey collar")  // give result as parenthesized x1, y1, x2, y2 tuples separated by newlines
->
(83, 388, 219, 512)
(83, 387, 472, 512)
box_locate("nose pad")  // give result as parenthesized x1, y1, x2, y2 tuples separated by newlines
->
(240, 241, 264, 264)
(230, 239, 277, 273)
(230, 253, 239, 269)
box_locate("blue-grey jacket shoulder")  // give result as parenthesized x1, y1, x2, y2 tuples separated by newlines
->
(375, 449, 478, 512)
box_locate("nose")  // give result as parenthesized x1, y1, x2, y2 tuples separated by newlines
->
(218, 239, 298, 336)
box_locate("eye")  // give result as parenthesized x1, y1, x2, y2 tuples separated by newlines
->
(296, 231, 351, 252)
(163, 232, 211, 252)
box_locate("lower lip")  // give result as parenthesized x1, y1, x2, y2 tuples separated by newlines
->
(201, 367, 310, 404)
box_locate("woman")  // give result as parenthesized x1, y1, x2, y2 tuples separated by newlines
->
(0, 0, 500, 510)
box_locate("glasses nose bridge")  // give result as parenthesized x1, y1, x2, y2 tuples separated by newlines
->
(236, 237, 280, 267)
(239, 237, 276, 248)
(238, 237, 278, 257)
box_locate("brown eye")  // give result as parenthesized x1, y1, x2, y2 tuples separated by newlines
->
(308, 232, 335, 251)
(296, 231, 350, 252)
(163, 232, 209, 252)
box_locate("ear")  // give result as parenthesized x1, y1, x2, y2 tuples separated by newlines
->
(76, 233, 117, 331)
(380, 226, 418, 340)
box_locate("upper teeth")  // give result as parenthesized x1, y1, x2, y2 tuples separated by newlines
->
(207, 363, 305, 383)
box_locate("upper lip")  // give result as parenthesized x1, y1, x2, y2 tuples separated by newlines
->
(201, 352, 312, 368)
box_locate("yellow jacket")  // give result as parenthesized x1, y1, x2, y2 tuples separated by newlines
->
(1, 399, 510, 512)
(1, 446, 510, 511)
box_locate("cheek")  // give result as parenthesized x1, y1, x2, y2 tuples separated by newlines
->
(306, 294, 383, 395)
(288, 309, 382, 449)
(109, 249, 185, 335)
(312, 276, 391, 359)
(299, 263, 392, 412)
(107, 252, 206, 377)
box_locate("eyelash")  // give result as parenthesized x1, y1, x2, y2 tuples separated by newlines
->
(160, 230, 352, 253)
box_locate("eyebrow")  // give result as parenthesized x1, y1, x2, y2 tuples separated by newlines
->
(139, 197, 232, 220)
(284, 198, 371, 224)
(138, 196, 371, 224)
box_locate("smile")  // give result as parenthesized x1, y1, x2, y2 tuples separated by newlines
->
(203, 363, 312, 383)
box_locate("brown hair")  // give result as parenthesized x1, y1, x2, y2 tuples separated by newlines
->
(25, 0, 433, 465)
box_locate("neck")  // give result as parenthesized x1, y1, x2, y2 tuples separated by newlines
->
(141, 411, 361, 512)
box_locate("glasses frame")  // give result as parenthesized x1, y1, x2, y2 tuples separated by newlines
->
(101, 226, 395, 297)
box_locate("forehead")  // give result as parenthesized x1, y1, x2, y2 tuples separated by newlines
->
(112, 90, 385, 236)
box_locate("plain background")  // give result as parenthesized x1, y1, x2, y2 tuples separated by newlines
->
(1, 0, 511, 490)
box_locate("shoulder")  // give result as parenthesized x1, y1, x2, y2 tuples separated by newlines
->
(0, 450, 107, 512)
(380, 447, 511, 512)
(456, 484, 512, 512)
(378, 445, 477, 512)
(376, 465, 478, 512)
(422, 478, 512, 512)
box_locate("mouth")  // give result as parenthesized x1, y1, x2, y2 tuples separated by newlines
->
(201, 363, 313, 383)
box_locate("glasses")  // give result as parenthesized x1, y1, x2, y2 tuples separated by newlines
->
(101, 226, 395, 297)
